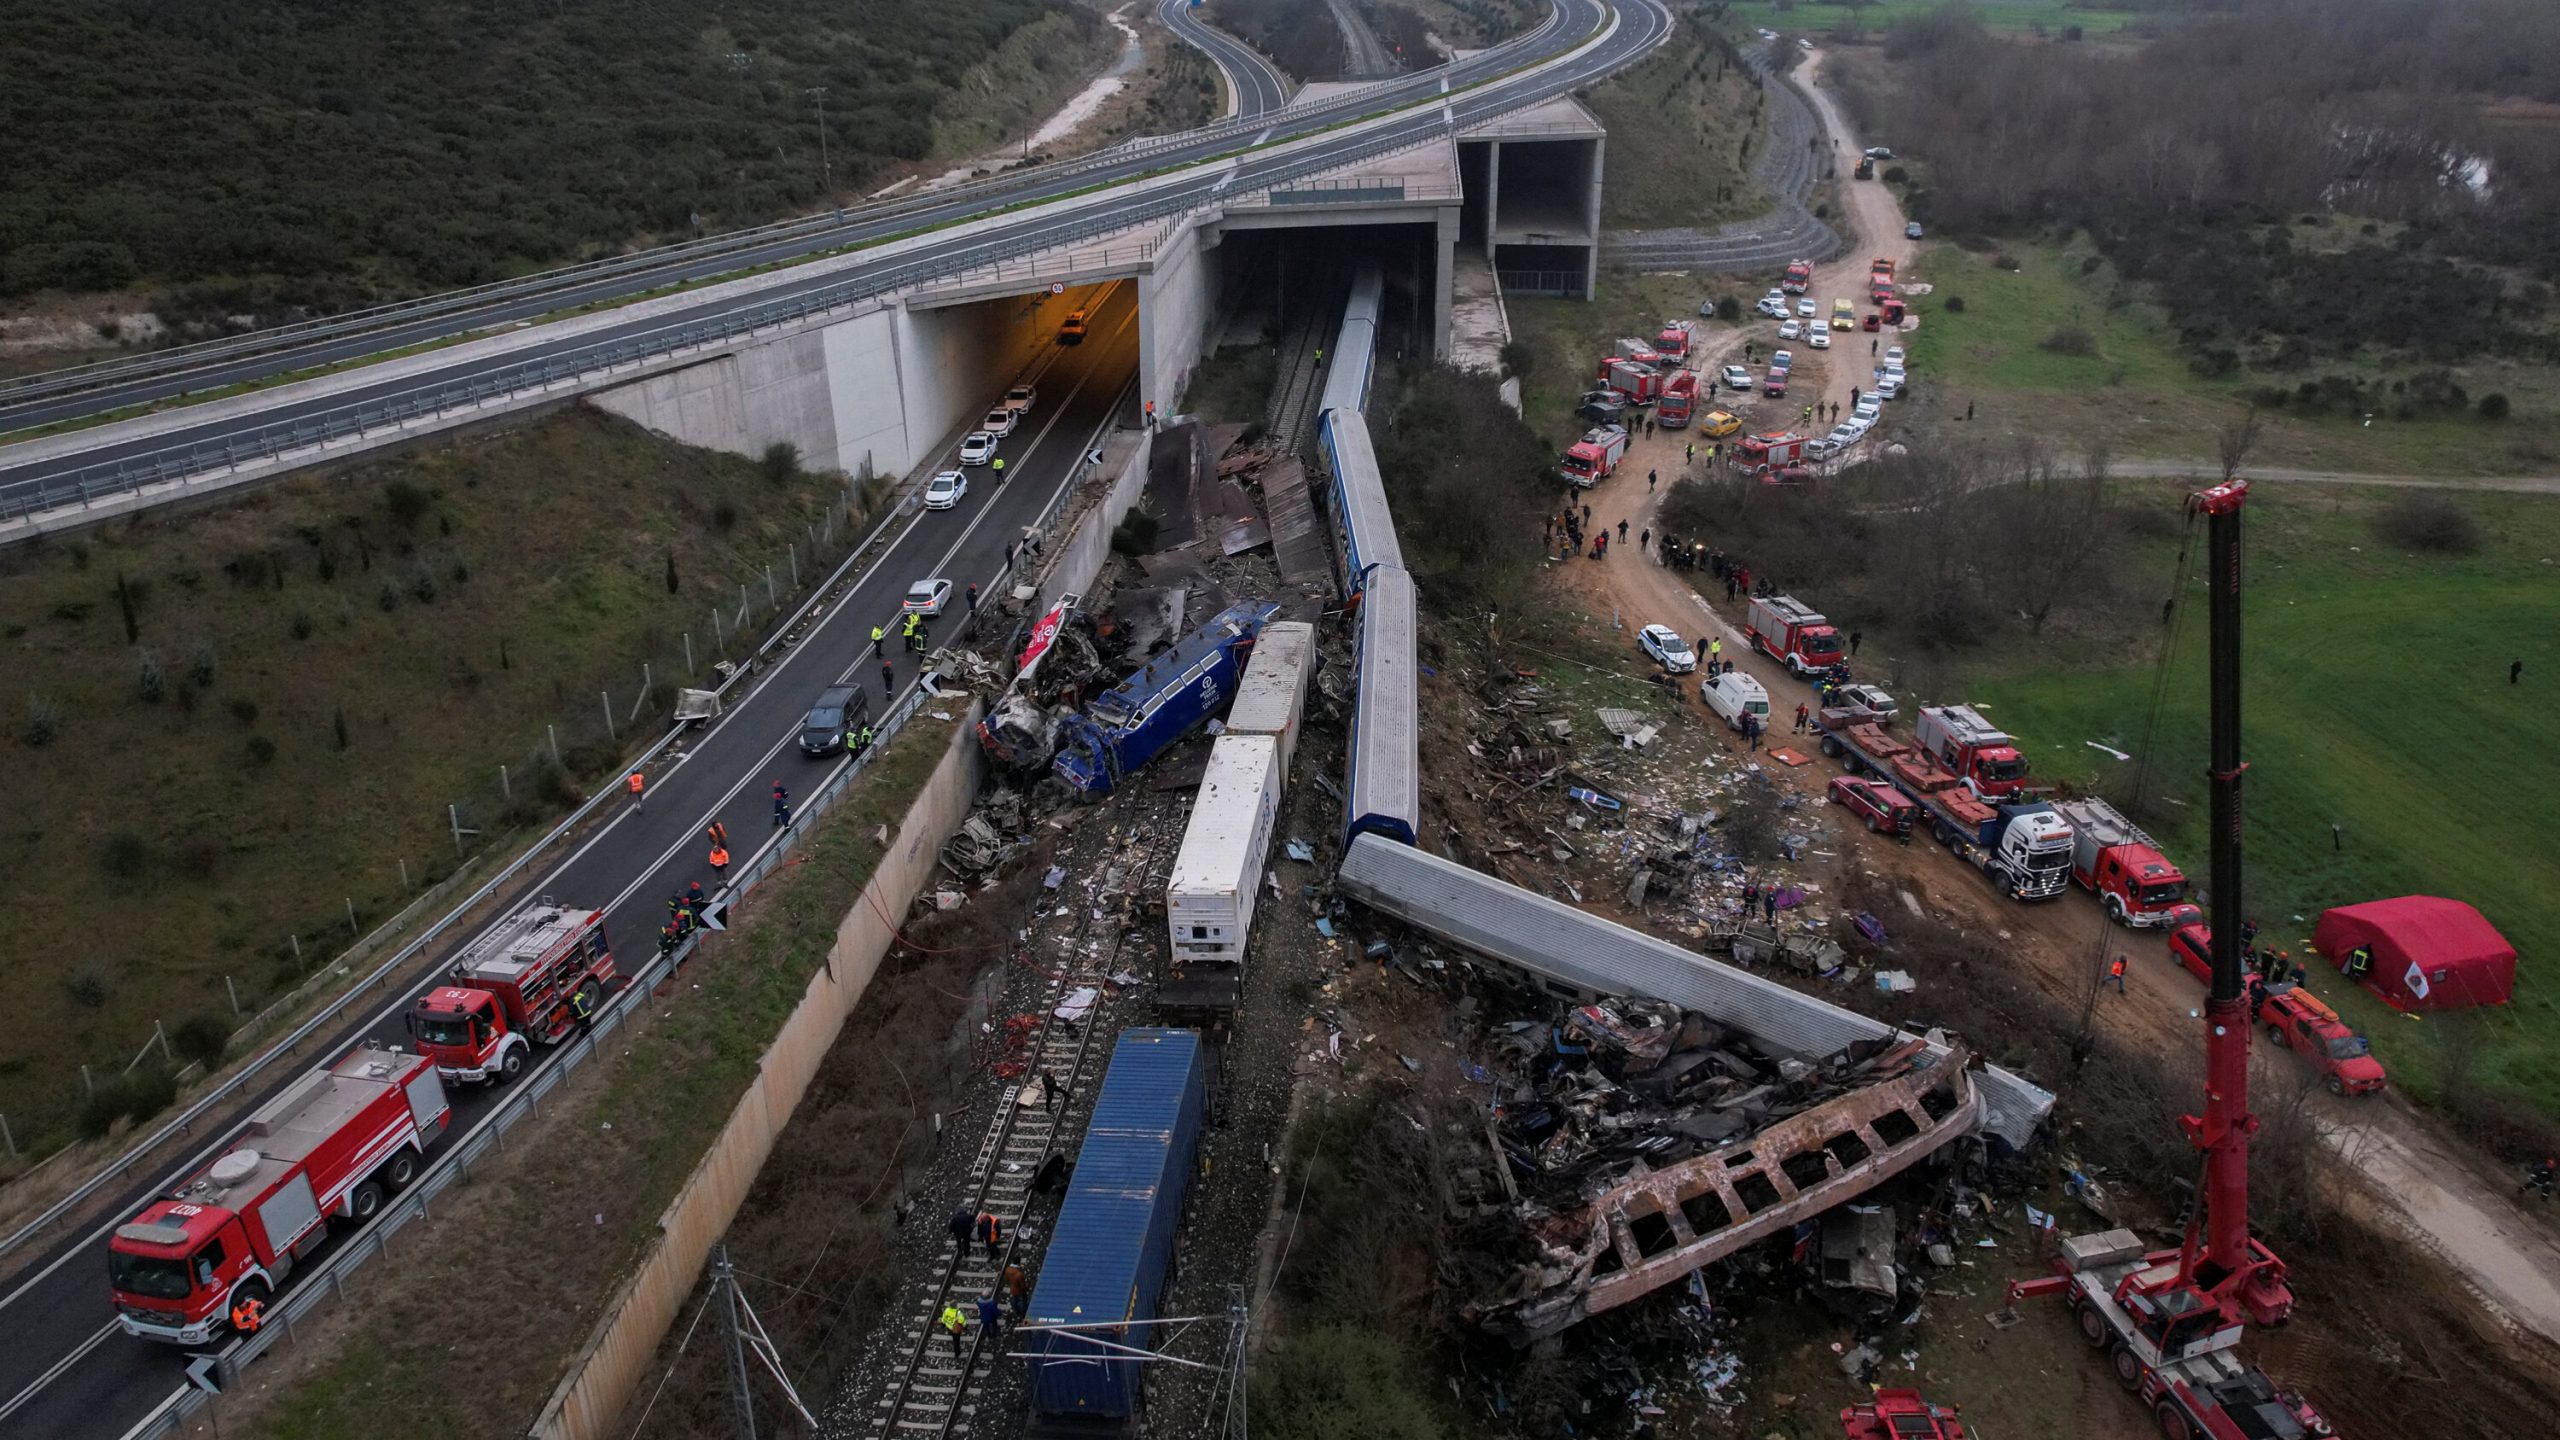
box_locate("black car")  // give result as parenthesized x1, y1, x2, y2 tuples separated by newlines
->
(1577, 389, 1627, 426)
(799, 684, 871, 757)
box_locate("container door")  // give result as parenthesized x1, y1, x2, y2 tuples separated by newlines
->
(405, 1066, 452, 1135)
(257, 1173, 324, 1256)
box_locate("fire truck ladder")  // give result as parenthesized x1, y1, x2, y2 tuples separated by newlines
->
(863, 818, 1178, 1440)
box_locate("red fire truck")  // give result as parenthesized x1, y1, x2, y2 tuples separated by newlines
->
(1656, 371, 1699, 427)
(1561, 426, 1630, 488)
(407, 900, 615, 1084)
(1655, 321, 1692, 359)
(1746, 594, 1846, 676)
(1912, 704, 2031, 800)
(108, 1044, 451, 1344)
(1732, 431, 1809, 472)
(2050, 797, 2188, 927)
(1782, 258, 1814, 295)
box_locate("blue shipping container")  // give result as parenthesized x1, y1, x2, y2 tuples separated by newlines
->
(1025, 1028, 1208, 1423)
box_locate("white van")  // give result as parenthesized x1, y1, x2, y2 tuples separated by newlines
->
(1701, 671, 1771, 732)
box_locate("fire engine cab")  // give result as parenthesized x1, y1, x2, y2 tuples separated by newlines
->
(407, 900, 614, 1084)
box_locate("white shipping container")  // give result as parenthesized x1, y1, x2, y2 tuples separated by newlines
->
(1167, 735, 1284, 967)
(1224, 622, 1314, 780)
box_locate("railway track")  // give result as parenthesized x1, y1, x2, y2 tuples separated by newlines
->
(856, 797, 1185, 1440)
(1264, 297, 1333, 457)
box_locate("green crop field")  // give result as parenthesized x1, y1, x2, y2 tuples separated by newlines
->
(1960, 483, 2560, 1118)
(1721, 0, 2154, 39)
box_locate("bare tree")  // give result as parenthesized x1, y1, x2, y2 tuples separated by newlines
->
(1985, 444, 2115, 636)
(2216, 407, 2261, 485)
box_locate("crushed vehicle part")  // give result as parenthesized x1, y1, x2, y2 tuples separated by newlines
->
(1475, 1038, 1980, 1342)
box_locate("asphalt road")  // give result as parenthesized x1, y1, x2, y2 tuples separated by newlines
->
(0, 1, 1675, 1428)
(1157, 0, 1294, 116)
(0, 289, 1145, 1440)
(0, 0, 1638, 519)
(0, 0, 1542, 456)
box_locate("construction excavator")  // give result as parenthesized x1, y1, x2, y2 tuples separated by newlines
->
(1846, 481, 2336, 1439)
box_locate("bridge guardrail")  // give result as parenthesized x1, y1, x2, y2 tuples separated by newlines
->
(3, 97, 1536, 526)
(0, 15, 1566, 418)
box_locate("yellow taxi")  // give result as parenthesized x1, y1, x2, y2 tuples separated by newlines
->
(1700, 410, 1742, 438)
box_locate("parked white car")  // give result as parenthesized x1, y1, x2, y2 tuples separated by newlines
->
(1637, 624, 1697, 673)
(1884, 345, 1906, 367)
(1874, 374, 1903, 401)
(1779, 320, 1802, 340)
(924, 471, 968, 510)
(1807, 328, 1830, 350)
(958, 432, 998, 465)
(1004, 384, 1037, 415)
(1756, 296, 1790, 319)
(1853, 394, 1883, 421)
(903, 578, 954, 616)
(1720, 365, 1754, 391)
(981, 408, 1017, 438)
(1795, 297, 1818, 318)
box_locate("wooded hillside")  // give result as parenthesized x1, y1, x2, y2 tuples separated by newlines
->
(0, 0, 1092, 307)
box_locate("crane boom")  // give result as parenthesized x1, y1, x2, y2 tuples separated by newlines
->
(2177, 477, 2296, 1326)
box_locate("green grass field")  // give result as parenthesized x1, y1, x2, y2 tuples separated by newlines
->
(1906, 238, 2560, 475)
(1723, 0, 2152, 38)
(1959, 483, 2560, 1117)
(0, 411, 852, 1153)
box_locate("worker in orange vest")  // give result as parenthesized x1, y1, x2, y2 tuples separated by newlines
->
(709, 842, 730, 877)
(626, 770, 645, 812)
(2108, 954, 2128, 993)
(231, 1294, 265, 1333)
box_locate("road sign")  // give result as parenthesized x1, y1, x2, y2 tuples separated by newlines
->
(698, 898, 731, 932)
(1050, 282, 1065, 295)
(185, 1354, 223, 1396)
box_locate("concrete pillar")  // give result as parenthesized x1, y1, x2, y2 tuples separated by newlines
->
(1583, 134, 1606, 302)
(1432, 206, 1458, 362)
(1484, 140, 1503, 268)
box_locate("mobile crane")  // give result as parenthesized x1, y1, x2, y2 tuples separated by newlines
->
(2005, 479, 2337, 1439)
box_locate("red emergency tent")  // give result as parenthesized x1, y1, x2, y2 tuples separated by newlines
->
(2314, 896, 2516, 1012)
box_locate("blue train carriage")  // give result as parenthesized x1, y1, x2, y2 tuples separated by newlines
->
(1024, 1028, 1210, 1431)
(1316, 407, 1402, 597)
(1316, 265, 1384, 418)
(1344, 564, 1420, 848)
(1052, 602, 1281, 796)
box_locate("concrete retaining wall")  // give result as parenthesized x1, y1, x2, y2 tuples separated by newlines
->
(530, 706, 989, 1440)
(1035, 428, 1155, 616)
(1138, 220, 1218, 423)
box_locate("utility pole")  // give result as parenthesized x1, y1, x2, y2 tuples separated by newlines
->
(714, 1244, 758, 1440)
(805, 86, 833, 201)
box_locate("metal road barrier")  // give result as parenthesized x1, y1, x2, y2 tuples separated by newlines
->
(1, 105, 1510, 525)
(0, 12, 1565, 419)
(0, 464, 927, 1267)
(109, 676, 958, 1440)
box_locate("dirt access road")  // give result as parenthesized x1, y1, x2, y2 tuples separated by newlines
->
(1547, 44, 2560, 1347)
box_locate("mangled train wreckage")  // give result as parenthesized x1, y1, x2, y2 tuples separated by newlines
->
(1337, 834, 2052, 1340)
